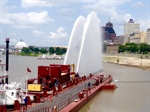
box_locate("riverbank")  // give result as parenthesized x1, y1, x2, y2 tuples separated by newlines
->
(103, 54, 150, 70)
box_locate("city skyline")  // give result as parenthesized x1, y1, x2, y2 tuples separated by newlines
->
(0, 0, 150, 47)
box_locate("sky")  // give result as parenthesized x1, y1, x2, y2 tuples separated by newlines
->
(0, 0, 150, 47)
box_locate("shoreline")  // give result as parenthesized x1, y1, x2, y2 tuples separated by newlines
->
(103, 55, 150, 70)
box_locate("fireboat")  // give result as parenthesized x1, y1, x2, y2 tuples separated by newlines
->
(0, 38, 116, 112)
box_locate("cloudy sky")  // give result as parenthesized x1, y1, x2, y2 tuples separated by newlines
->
(0, 0, 150, 47)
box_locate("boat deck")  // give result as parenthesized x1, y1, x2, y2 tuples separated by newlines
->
(27, 78, 96, 112)
(4, 75, 112, 112)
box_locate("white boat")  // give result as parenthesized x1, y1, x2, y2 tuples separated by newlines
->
(0, 39, 34, 109)
(0, 82, 25, 105)
(36, 54, 49, 59)
(36, 54, 64, 60)
(0, 53, 34, 109)
(0, 82, 34, 107)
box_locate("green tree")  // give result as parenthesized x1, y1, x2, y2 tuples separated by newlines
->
(139, 43, 149, 54)
(40, 48, 48, 54)
(49, 47, 55, 54)
(118, 45, 126, 53)
(55, 47, 61, 55)
(60, 48, 67, 55)
(21, 47, 30, 54)
(34, 47, 40, 54)
(121, 43, 139, 53)
(128, 43, 139, 53)
(28, 46, 34, 52)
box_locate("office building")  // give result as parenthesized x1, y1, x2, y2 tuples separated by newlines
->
(101, 21, 116, 43)
(124, 19, 140, 44)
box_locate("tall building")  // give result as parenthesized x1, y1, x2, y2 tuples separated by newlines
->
(124, 19, 140, 44)
(101, 21, 116, 43)
(146, 28, 150, 44)
(129, 31, 146, 44)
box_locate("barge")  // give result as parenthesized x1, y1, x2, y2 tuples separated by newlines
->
(0, 38, 116, 112)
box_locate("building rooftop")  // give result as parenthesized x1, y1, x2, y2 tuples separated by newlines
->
(106, 22, 113, 28)
(128, 19, 134, 23)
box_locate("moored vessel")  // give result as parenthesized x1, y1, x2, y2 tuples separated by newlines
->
(0, 38, 34, 111)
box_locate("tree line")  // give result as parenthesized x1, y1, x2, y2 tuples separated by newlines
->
(21, 42, 150, 56)
(118, 43, 150, 54)
(21, 46, 67, 56)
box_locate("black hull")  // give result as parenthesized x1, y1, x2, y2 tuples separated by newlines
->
(5, 103, 26, 110)
(5, 104, 14, 110)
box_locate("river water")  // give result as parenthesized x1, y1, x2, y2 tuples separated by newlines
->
(0, 54, 64, 86)
(79, 61, 150, 112)
(1, 55, 150, 112)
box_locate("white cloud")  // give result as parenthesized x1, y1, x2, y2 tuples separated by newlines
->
(10, 32, 16, 36)
(0, 0, 7, 5)
(84, 0, 128, 9)
(0, 29, 2, 34)
(32, 30, 46, 36)
(0, 0, 18, 12)
(56, 8, 75, 21)
(9, 38, 18, 44)
(138, 20, 150, 31)
(111, 13, 132, 25)
(124, 14, 133, 23)
(0, 18, 13, 24)
(57, 8, 75, 16)
(21, 0, 96, 8)
(2, 0, 148, 46)
(52, 0, 94, 2)
(21, 0, 54, 8)
(131, 1, 146, 8)
(0, 11, 55, 28)
(12, 11, 53, 24)
(0, 0, 8, 13)
(32, 27, 68, 46)
(48, 27, 68, 39)
(83, 0, 133, 25)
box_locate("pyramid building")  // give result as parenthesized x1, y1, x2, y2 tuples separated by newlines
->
(14, 39, 28, 49)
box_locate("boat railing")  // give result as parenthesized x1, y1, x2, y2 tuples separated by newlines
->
(56, 93, 78, 111)
(0, 84, 18, 90)
(29, 93, 79, 112)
